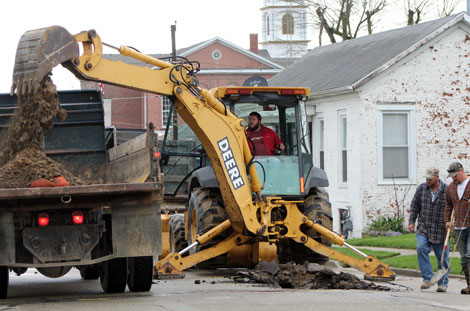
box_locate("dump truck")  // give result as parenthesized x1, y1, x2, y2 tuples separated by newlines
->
(0, 89, 162, 298)
(11, 26, 396, 290)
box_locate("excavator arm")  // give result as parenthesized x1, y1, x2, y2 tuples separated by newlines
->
(12, 26, 261, 234)
(12, 26, 396, 281)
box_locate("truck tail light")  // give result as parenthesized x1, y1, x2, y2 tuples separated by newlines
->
(72, 211, 84, 224)
(38, 213, 49, 226)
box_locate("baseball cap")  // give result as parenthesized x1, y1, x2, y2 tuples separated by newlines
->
(447, 162, 463, 178)
(424, 167, 439, 179)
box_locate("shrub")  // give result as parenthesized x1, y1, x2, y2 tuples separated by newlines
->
(368, 216, 404, 234)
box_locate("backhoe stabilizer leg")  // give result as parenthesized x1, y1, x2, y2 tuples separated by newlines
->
(293, 235, 396, 281)
(154, 234, 249, 278)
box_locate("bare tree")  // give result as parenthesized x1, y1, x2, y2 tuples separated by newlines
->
(405, 0, 432, 25)
(308, 0, 387, 45)
(436, 0, 461, 17)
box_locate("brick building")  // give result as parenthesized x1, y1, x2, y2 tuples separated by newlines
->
(81, 34, 286, 135)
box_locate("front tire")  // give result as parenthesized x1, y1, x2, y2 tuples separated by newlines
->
(187, 188, 228, 268)
(169, 214, 187, 253)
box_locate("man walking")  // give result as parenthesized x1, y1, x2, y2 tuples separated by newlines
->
(409, 166, 449, 292)
(445, 162, 470, 294)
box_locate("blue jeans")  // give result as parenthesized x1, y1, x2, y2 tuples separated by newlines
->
(416, 234, 449, 286)
(455, 228, 470, 267)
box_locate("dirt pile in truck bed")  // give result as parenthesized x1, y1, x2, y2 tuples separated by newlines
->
(0, 76, 82, 188)
(233, 262, 391, 291)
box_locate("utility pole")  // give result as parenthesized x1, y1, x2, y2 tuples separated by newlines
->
(171, 22, 178, 140)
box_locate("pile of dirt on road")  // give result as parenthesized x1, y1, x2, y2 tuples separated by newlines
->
(0, 76, 82, 188)
(233, 262, 391, 291)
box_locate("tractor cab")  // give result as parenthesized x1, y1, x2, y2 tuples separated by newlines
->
(161, 86, 328, 200)
(217, 87, 313, 197)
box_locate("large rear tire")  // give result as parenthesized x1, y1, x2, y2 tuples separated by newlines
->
(187, 188, 228, 268)
(0, 267, 8, 299)
(169, 214, 187, 253)
(279, 188, 333, 264)
(100, 258, 127, 293)
(127, 256, 153, 292)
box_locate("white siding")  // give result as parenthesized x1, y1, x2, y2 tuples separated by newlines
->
(307, 24, 470, 237)
(310, 93, 363, 238)
(360, 25, 470, 232)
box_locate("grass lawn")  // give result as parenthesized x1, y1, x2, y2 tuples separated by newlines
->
(382, 254, 462, 275)
(345, 234, 417, 249)
(332, 247, 400, 260)
(332, 246, 463, 275)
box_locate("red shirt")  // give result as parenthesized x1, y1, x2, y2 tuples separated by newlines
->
(246, 125, 282, 156)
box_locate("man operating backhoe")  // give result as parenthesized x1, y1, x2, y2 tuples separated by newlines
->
(246, 111, 285, 156)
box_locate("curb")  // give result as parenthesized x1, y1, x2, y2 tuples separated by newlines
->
(391, 267, 465, 279)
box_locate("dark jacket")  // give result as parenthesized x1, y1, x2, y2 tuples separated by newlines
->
(409, 180, 447, 243)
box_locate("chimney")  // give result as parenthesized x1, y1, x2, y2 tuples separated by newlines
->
(250, 33, 258, 54)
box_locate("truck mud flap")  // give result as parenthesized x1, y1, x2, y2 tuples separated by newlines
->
(111, 203, 161, 257)
(0, 212, 15, 265)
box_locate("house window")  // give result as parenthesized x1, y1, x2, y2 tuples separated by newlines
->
(315, 116, 325, 170)
(266, 16, 270, 36)
(339, 111, 347, 183)
(162, 96, 171, 127)
(282, 14, 294, 35)
(378, 107, 416, 184)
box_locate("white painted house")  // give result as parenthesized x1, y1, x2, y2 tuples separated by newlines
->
(270, 13, 470, 238)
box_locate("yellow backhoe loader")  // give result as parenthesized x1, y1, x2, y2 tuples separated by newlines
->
(12, 26, 395, 282)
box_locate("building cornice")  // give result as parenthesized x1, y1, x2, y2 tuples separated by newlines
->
(261, 5, 308, 10)
(198, 69, 281, 75)
(261, 40, 310, 44)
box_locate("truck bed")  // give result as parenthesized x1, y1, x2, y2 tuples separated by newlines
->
(0, 182, 161, 210)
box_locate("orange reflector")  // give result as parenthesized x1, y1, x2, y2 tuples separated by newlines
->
(281, 89, 306, 95)
(300, 177, 305, 193)
(225, 89, 239, 95)
(153, 151, 161, 158)
(72, 211, 84, 224)
(38, 213, 49, 226)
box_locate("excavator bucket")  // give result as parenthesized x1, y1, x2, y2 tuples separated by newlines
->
(12, 26, 78, 95)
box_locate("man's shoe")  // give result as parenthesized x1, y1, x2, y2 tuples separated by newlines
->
(436, 286, 447, 293)
(461, 287, 470, 294)
(420, 281, 432, 289)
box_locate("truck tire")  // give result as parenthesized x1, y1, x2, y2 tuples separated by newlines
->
(169, 214, 187, 253)
(279, 189, 333, 264)
(0, 267, 8, 299)
(100, 258, 127, 293)
(79, 265, 100, 280)
(187, 188, 228, 268)
(127, 256, 153, 292)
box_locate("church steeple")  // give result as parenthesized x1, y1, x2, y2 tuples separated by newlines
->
(261, 0, 310, 58)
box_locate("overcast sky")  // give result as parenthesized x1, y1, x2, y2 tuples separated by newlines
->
(1, 0, 467, 93)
